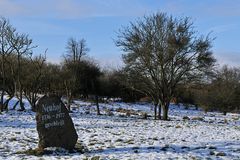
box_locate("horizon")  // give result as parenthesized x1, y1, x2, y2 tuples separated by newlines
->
(1, 0, 240, 68)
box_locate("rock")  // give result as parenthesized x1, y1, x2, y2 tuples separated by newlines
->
(141, 112, 148, 119)
(192, 116, 204, 121)
(208, 146, 217, 150)
(91, 156, 101, 160)
(105, 109, 114, 116)
(183, 116, 190, 120)
(209, 151, 215, 155)
(36, 95, 78, 150)
(216, 152, 226, 156)
(175, 125, 182, 128)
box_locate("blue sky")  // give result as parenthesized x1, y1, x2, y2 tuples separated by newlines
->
(0, 0, 240, 68)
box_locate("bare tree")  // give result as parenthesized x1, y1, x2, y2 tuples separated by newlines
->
(62, 38, 89, 111)
(122, 70, 161, 119)
(116, 13, 216, 120)
(24, 53, 46, 111)
(8, 28, 36, 111)
(198, 65, 240, 115)
(65, 38, 89, 63)
(0, 17, 16, 112)
(42, 63, 62, 95)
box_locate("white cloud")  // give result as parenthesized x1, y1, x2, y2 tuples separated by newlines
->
(0, 0, 24, 16)
(204, 1, 240, 17)
(1, 0, 240, 19)
(215, 51, 240, 67)
(207, 24, 237, 34)
(0, 0, 149, 19)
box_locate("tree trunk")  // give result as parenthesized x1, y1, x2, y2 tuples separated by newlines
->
(96, 95, 100, 115)
(25, 92, 34, 111)
(158, 104, 161, 120)
(31, 93, 37, 112)
(154, 103, 157, 120)
(31, 93, 35, 111)
(67, 95, 72, 111)
(1, 54, 5, 112)
(32, 103, 36, 112)
(0, 90, 4, 112)
(223, 111, 227, 116)
(64, 81, 72, 112)
(19, 86, 25, 111)
(162, 103, 169, 120)
(16, 54, 25, 111)
(195, 105, 198, 110)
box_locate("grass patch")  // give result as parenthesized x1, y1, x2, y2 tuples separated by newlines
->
(90, 134, 98, 138)
(232, 117, 239, 121)
(115, 139, 124, 142)
(224, 119, 228, 124)
(75, 141, 88, 153)
(91, 156, 101, 160)
(175, 125, 182, 128)
(124, 139, 134, 144)
(9, 137, 17, 142)
(208, 146, 217, 150)
(192, 117, 204, 121)
(216, 152, 226, 156)
(183, 116, 190, 120)
(153, 137, 158, 141)
(16, 142, 87, 156)
(140, 112, 148, 119)
(88, 141, 104, 146)
(15, 148, 46, 156)
(209, 151, 215, 155)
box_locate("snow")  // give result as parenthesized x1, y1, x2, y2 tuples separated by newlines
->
(3, 95, 32, 110)
(0, 100, 240, 160)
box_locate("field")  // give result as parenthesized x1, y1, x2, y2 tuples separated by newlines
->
(0, 99, 240, 160)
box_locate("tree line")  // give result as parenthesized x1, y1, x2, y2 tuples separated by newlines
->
(0, 13, 240, 120)
(0, 16, 138, 114)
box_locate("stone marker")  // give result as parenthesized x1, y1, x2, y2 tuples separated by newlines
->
(36, 95, 78, 150)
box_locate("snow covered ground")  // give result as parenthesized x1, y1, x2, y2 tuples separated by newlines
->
(0, 99, 240, 160)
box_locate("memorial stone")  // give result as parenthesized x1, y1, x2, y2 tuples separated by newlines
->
(36, 95, 78, 150)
